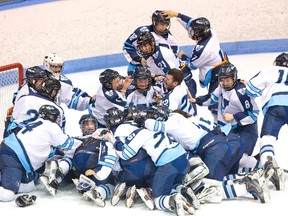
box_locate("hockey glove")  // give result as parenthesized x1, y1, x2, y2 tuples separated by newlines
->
(15, 194, 37, 207)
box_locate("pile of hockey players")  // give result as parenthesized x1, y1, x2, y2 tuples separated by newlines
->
(1, 9, 287, 216)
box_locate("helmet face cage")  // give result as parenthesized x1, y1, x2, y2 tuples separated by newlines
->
(218, 62, 238, 90)
(189, 17, 211, 41)
(79, 114, 97, 135)
(43, 53, 64, 79)
(146, 105, 169, 121)
(26, 66, 49, 86)
(137, 32, 156, 58)
(104, 107, 125, 129)
(152, 10, 171, 35)
(39, 104, 60, 124)
(274, 53, 288, 67)
(134, 67, 152, 93)
(99, 69, 120, 89)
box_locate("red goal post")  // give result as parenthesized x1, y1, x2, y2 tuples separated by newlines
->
(0, 63, 24, 138)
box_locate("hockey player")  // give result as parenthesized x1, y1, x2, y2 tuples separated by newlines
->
(61, 114, 118, 207)
(104, 106, 157, 209)
(13, 66, 50, 103)
(142, 106, 273, 204)
(162, 68, 195, 116)
(43, 53, 95, 111)
(89, 68, 132, 127)
(163, 10, 228, 119)
(190, 62, 261, 174)
(103, 107, 196, 216)
(3, 66, 50, 138)
(7, 77, 66, 134)
(126, 67, 163, 110)
(0, 104, 82, 203)
(245, 52, 288, 191)
(136, 32, 197, 114)
(123, 10, 179, 76)
(142, 106, 243, 182)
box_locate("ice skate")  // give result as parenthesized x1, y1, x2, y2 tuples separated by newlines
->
(239, 169, 273, 203)
(264, 156, 285, 190)
(125, 185, 137, 208)
(136, 187, 154, 210)
(111, 182, 126, 206)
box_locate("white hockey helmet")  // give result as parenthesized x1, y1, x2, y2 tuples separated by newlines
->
(43, 53, 64, 80)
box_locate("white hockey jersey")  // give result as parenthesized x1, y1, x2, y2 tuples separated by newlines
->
(57, 75, 91, 111)
(90, 85, 127, 125)
(4, 118, 82, 172)
(203, 80, 259, 128)
(162, 81, 195, 115)
(145, 113, 207, 151)
(246, 66, 288, 115)
(114, 122, 186, 166)
(177, 13, 227, 88)
(11, 91, 65, 130)
(146, 45, 180, 76)
(123, 25, 179, 66)
(13, 74, 91, 111)
(126, 85, 163, 110)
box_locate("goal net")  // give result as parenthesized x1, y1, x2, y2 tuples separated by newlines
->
(0, 63, 24, 138)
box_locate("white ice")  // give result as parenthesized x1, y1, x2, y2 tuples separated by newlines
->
(1, 52, 288, 216)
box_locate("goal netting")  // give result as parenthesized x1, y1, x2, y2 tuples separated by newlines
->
(0, 63, 24, 138)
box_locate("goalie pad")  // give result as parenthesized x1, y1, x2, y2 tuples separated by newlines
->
(183, 157, 209, 186)
(48, 160, 62, 183)
(75, 174, 96, 194)
(15, 194, 37, 207)
(40, 175, 59, 196)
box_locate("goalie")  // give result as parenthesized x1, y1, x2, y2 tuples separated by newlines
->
(41, 114, 118, 207)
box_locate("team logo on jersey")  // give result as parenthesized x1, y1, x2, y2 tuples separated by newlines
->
(237, 88, 246, 95)
(129, 33, 137, 41)
(195, 45, 204, 52)
(153, 50, 159, 59)
(105, 90, 114, 97)
(140, 26, 149, 32)
(60, 75, 68, 81)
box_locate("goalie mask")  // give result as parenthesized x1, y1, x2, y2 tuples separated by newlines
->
(188, 17, 211, 41)
(43, 53, 64, 80)
(39, 104, 60, 124)
(218, 62, 238, 91)
(152, 10, 171, 35)
(79, 114, 98, 136)
(274, 53, 288, 67)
